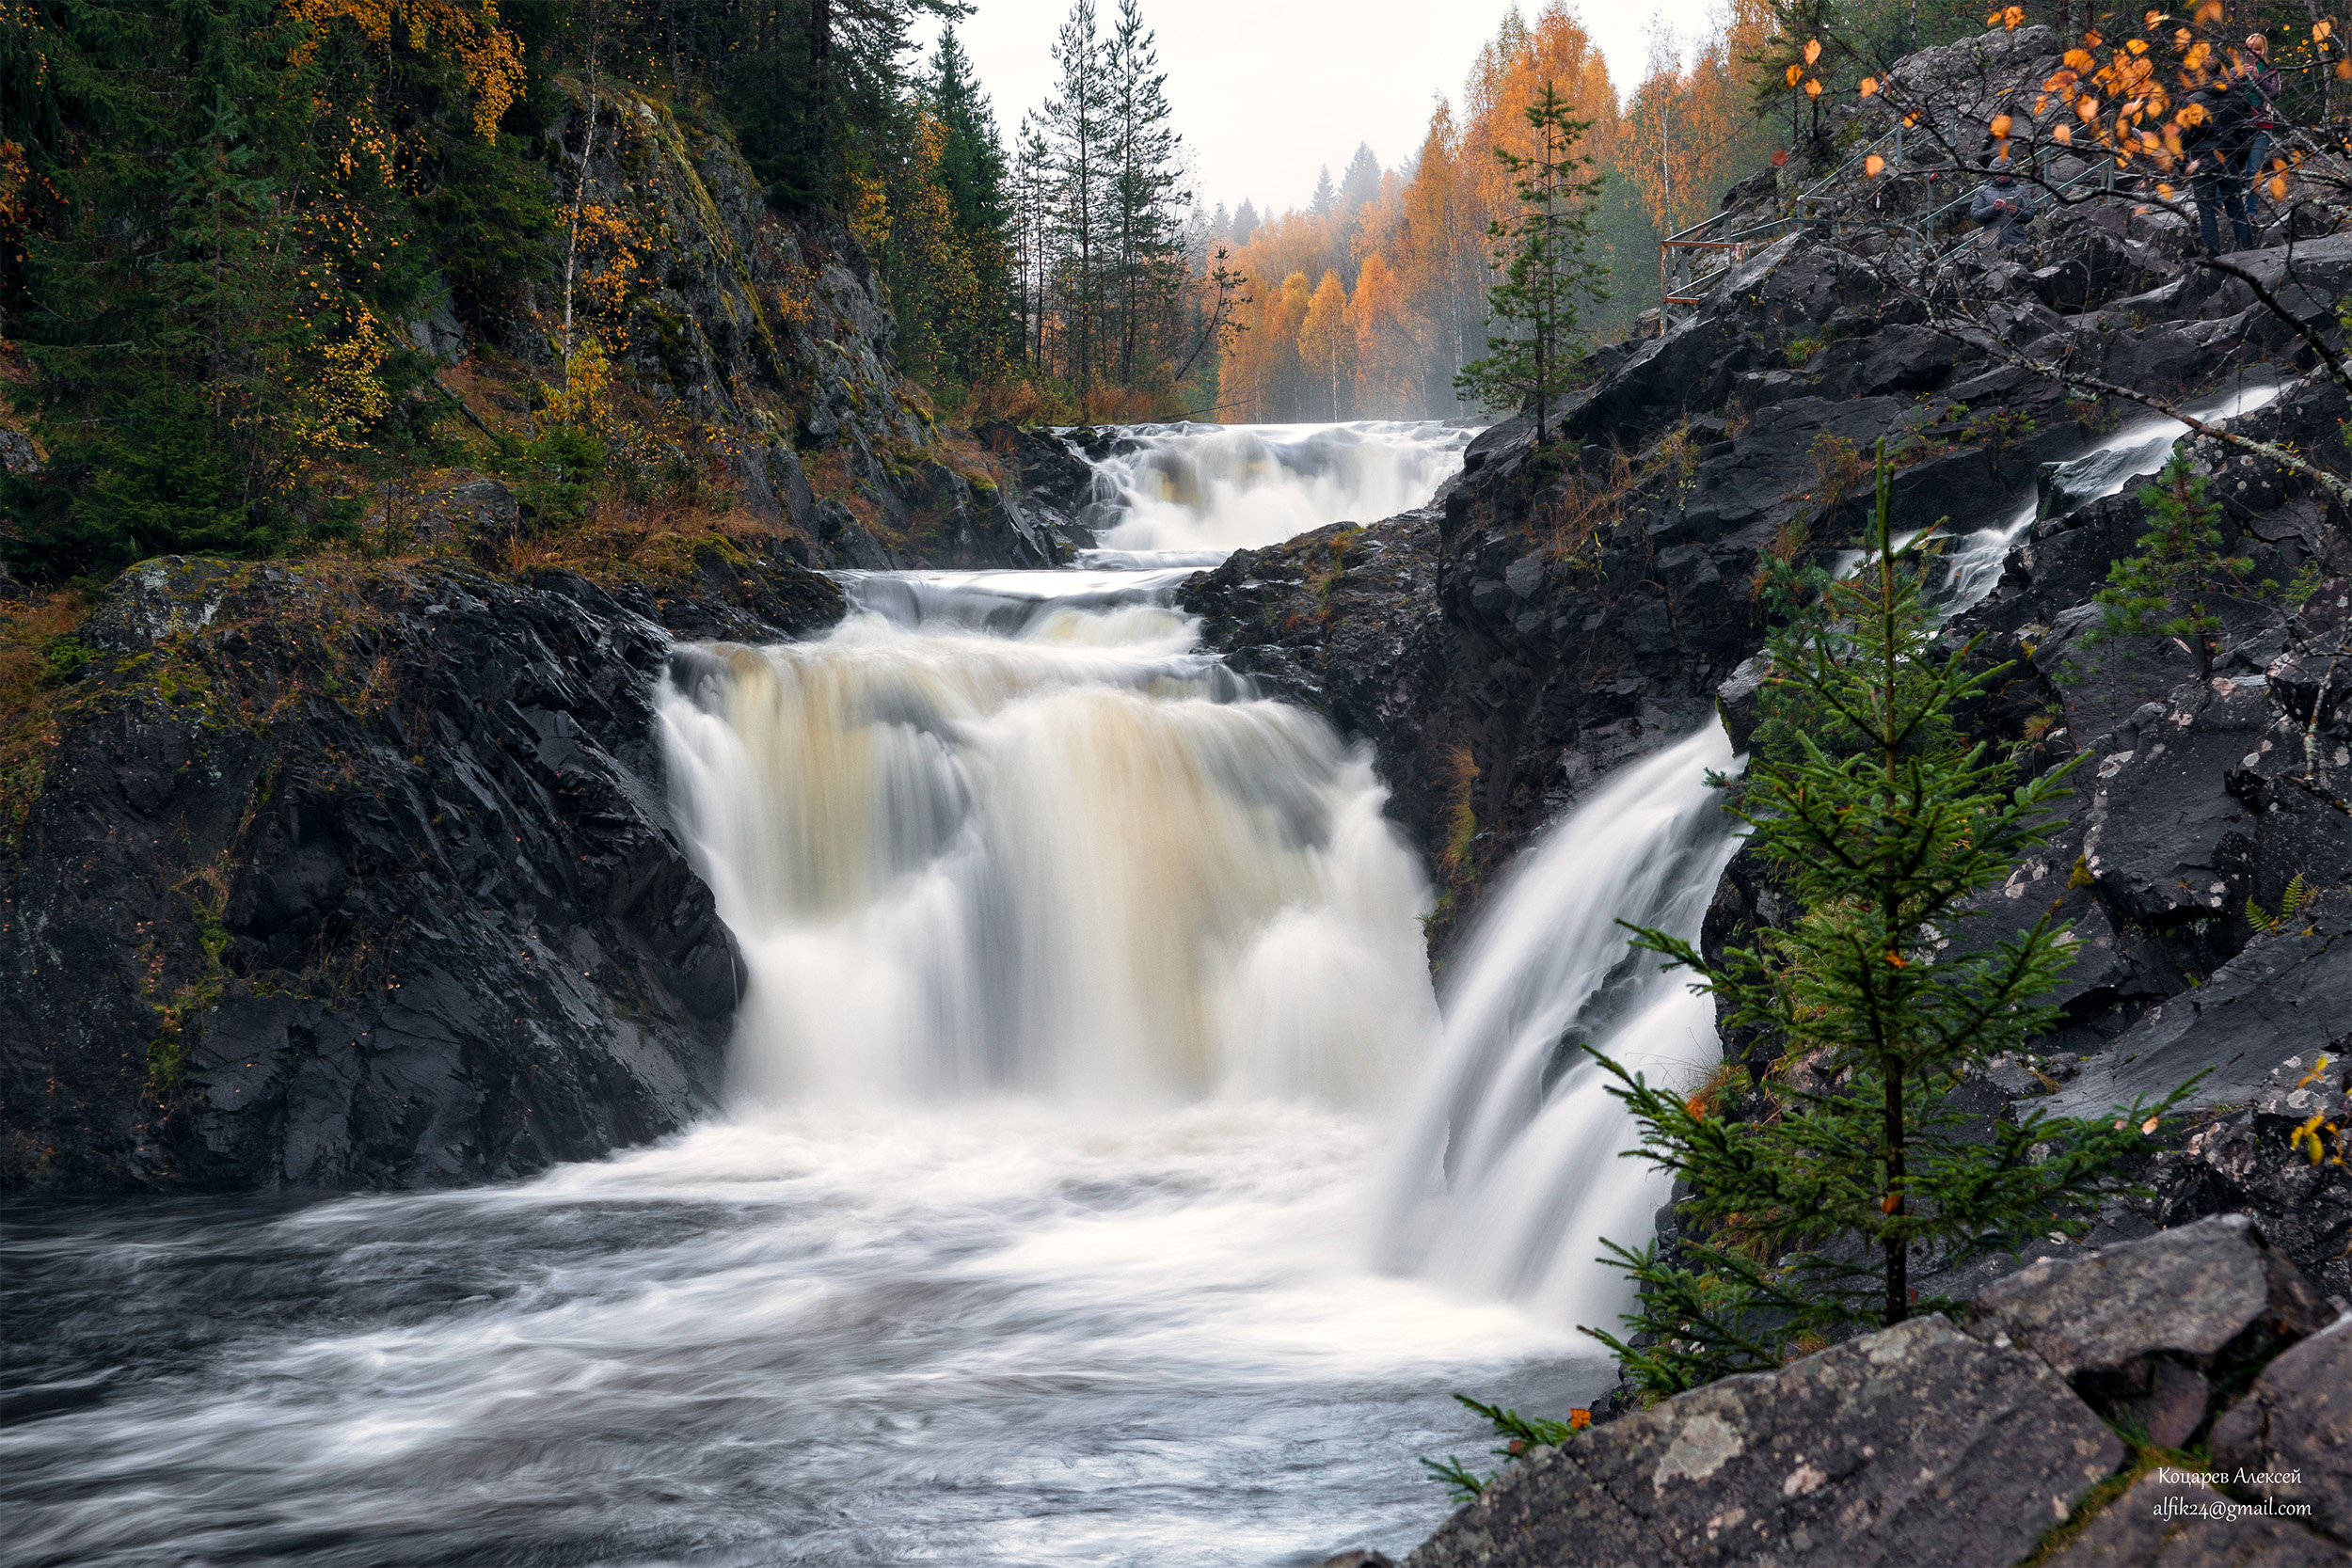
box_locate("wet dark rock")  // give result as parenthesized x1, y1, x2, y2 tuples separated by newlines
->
(1966, 1215, 2333, 1438)
(973, 420, 1103, 550)
(2209, 1318, 2352, 1544)
(1405, 1316, 2121, 1568)
(2043, 890, 2352, 1122)
(0, 551, 845, 1193)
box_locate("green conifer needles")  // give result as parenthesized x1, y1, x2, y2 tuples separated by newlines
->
(1587, 443, 2194, 1398)
(1454, 81, 1609, 445)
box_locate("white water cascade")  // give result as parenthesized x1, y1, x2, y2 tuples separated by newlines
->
(4, 433, 1603, 1568)
(1375, 728, 1745, 1329)
(1941, 373, 2285, 609)
(1084, 420, 1474, 557)
(656, 586, 1439, 1109)
(14, 387, 2303, 1564)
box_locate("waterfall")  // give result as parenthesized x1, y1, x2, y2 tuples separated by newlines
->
(1941, 375, 2285, 610)
(1085, 420, 1473, 556)
(1375, 727, 1744, 1328)
(656, 578, 1440, 1109)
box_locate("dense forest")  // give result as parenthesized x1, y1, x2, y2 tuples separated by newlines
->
(3, 0, 2275, 583)
(0, 0, 1215, 586)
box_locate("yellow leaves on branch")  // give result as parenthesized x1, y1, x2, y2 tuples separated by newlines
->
(286, 1, 524, 137)
(543, 335, 613, 434)
(1786, 62, 1804, 86)
(1989, 112, 2012, 138)
(1802, 37, 1822, 64)
(281, 308, 393, 458)
(1859, 75, 1878, 97)
(1805, 77, 1822, 97)
(1864, 152, 1886, 176)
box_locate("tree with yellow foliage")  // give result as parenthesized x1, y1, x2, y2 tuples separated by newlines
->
(1297, 270, 1353, 421)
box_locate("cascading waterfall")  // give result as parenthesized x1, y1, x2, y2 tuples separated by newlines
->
(655, 585, 1438, 1109)
(1942, 374, 2284, 609)
(1375, 728, 1743, 1328)
(1085, 420, 1474, 555)
(1372, 375, 2289, 1328)
(2, 432, 1586, 1568)
(10, 389, 2267, 1565)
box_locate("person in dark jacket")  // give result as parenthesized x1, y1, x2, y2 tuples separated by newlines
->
(2237, 35, 2285, 221)
(1969, 168, 2038, 249)
(2184, 85, 2255, 254)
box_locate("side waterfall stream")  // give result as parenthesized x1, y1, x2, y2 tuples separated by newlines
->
(0, 405, 2263, 1565)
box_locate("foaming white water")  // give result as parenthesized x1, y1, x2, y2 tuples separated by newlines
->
(1089, 420, 1473, 555)
(1377, 727, 1743, 1330)
(658, 584, 1439, 1109)
(1940, 375, 2284, 610)
(2, 1102, 1585, 1567)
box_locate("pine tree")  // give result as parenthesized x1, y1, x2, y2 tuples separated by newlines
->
(924, 28, 1020, 381)
(1232, 198, 1261, 245)
(1013, 112, 1057, 369)
(1106, 0, 1187, 387)
(1588, 447, 2197, 1397)
(1339, 142, 1385, 217)
(1453, 80, 1607, 444)
(2089, 455, 2262, 676)
(1309, 163, 1337, 217)
(1042, 0, 1115, 401)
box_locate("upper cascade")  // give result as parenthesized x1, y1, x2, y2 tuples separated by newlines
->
(1080, 420, 1476, 557)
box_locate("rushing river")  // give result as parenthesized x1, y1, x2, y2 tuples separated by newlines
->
(6, 396, 2273, 1564)
(3, 422, 1647, 1567)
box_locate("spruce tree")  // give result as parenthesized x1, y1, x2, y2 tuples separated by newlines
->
(1588, 446, 2195, 1396)
(2089, 455, 2262, 676)
(1042, 0, 1115, 401)
(1453, 80, 1608, 444)
(1106, 0, 1188, 387)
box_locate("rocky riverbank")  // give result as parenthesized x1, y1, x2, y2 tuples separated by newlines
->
(1330, 1215, 2350, 1567)
(0, 546, 849, 1191)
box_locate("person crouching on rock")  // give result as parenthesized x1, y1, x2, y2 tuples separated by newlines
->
(2184, 85, 2256, 254)
(1969, 169, 2038, 250)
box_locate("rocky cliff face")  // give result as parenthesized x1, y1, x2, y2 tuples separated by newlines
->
(0, 551, 842, 1191)
(467, 80, 1081, 573)
(1181, 230, 2113, 937)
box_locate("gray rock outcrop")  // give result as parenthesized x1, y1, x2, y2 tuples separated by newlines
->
(1391, 1223, 2348, 1568)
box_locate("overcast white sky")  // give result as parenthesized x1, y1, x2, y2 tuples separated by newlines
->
(927, 0, 1721, 219)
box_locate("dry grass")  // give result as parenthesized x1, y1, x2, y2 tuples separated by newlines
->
(1438, 742, 1481, 879)
(1535, 448, 1636, 566)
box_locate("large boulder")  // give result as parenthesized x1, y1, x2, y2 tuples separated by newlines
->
(2209, 1317, 2352, 1545)
(1404, 1317, 2121, 1568)
(0, 552, 843, 1192)
(1967, 1214, 2335, 1447)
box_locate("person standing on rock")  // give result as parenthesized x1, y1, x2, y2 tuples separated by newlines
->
(1969, 168, 2038, 250)
(2185, 84, 2257, 254)
(2235, 35, 2285, 224)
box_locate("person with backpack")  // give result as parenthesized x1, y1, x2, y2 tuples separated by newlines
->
(2237, 35, 2285, 223)
(2184, 83, 2255, 254)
